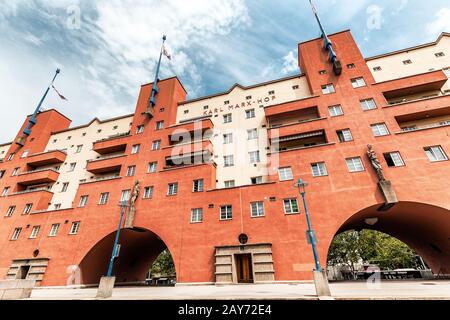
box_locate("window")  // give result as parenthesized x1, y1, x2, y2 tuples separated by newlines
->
(184, 110, 189, 114)
(351, 77, 366, 88)
(435, 52, 445, 57)
(278, 167, 293, 181)
(193, 179, 204, 192)
(136, 125, 144, 134)
(21, 150, 29, 158)
(321, 83, 335, 94)
(203, 105, 209, 110)
(223, 133, 233, 144)
(220, 205, 232, 220)
(143, 186, 154, 199)
(249, 151, 260, 164)
(373, 66, 382, 72)
(113, 126, 118, 130)
(251, 176, 263, 185)
(49, 224, 60, 237)
(250, 201, 265, 217)
(360, 98, 377, 111)
(54, 204, 61, 211)
(2, 187, 10, 196)
(319, 70, 327, 75)
(23, 203, 33, 215)
(328, 105, 344, 117)
(224, 180, 235, 188)
(444, 68, 450, 78)
(97, 129, 102, 133)
(371, 123, 390, 137)
(224, 100, 230, 105)
(246, 96, 252, 100)
(152, 140, 161, 150)
(148, 162, 157, 173)
(403, 59, 412, 65)
(311, 162, 328, 177)
(68, 163, 77, 172)
(6, 206, 16, 217)
(245, 109, 256, 119)
(99, 192, 110, 205)
(12, 167, 20, 176)
(121, 190, 131, 203)
(284, 199, 299, 214)
(424, 146, 448, 162)
(223, 114, 232, 124)
(336, 129, 353, 143)
(224, 155, 234, 167)
(247, 129, 258, 140)
(346, 157, 365, 172)
(79, 195, 89, 207)
(11, 227, 22, 240)
(160, 108, 165, 112)
(347, 63, 356, 69)
(384, 152, 405, 167)
(156, 121, 164, 130)
(69, 222, 81, 235)
(292, 85, 299, 90)
(76, 145, 83, 153)
(191, 208, 203, 223)
(131, 144, 140, 154)
(29, 226, 40, 239)
(168, 183, 178, 196)
(0, 170, 5, 179)
(61, 182, 69, 192)
(126, 165, 136, 177)
(268, 90, 275, 95)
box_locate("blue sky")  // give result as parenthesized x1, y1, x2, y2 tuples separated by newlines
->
(0, 0, 449, 143)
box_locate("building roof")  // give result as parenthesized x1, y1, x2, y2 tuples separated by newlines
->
(51, 113, 135, 135)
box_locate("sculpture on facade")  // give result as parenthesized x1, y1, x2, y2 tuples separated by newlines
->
(130, 180, 140, 207)
(367, 144, 385, 181)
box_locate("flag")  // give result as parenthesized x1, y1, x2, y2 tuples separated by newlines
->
(162, 45, 172, 60)
(52, 85, 68, 101)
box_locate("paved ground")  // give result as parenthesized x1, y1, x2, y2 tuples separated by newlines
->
(28, 280, 450, 300)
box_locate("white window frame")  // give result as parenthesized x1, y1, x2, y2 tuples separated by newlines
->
(250, 201, 265, 217)
(284, 198, 299, 215)
(321, 83, 335, 94)
(223, 114, 232, 124)
(351, 77, 366, 88)
(337, 129, 353, 142)
(385, 152, 405, 167)
(68, 163, 77, 172)
(131, 144, 140, 154)
(120, 189, 131, 203)
(249, 151, 260, 164)
(251, 176, 263, 185)
(193, 179, 204, 192)
(328, 105, 344, 117)
(49, 224, 60, 237)
(311, 162, 328, 177)
(136, 125, 144, 134)
(152, 140, 161, 151)
(69, 222, 81, 235)
(6, 205, 16, 217)
(220, 205, 232, 220)
(247, 129, 258, 140)
(224, 155, 234, 167)
(278, 167, 293, 181)
(360, 98, 377, 111)
(191, 208, 203, 223)
(148, 162, 157, 173)
(23, 203, 33, 215)
(245, 109, 256, 119)
(79, 195, 89, 207)
(224, 180, 235, 188)
(223, 133, 233, 144)
(371, 123, 390, 137)
(99, 192, 109, 205)
(76, 145, 83, 153)
(61, 182, 69, 192)
(168, 183, 179, 196)
(2, 187, 10, 196)
(143, 186, 154, 199)
(346, 157, 365, 172)
(424, 146, 448, 162)
(11, 227, 22, 240)
(126, 165, 136, 177)
(29, 226, 40, 239)
(156, 121, 164, 130)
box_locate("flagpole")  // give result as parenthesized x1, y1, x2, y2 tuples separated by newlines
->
(148, 36, 166, 109)
(308, 0, 337, 63)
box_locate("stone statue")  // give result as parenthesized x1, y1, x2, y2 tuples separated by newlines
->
(130, 180, 140, 207)
(367, 144, 385, 181)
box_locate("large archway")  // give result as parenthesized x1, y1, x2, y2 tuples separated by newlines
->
(79, 227, 174, 285)
(328, 201, 450, 276)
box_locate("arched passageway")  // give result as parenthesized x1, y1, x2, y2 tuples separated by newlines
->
(328, 202, 450, 276)
(79, 227, 173, 285)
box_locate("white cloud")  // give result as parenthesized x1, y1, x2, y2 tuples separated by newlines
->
(281, 51, 298, 74)
(426, 8, 450, 37)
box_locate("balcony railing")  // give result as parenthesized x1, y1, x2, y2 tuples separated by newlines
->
(18, 168, 59, 175)
(79, 174, 121, 185)
(8, 187, 52, 196)
(400, 121, 450, 133)
(94, 131, 130, 144)
(87, 153, 126, 163)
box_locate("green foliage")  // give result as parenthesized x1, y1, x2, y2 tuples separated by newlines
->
(150, 249, 175, 276)
(328, 230, 421, 271)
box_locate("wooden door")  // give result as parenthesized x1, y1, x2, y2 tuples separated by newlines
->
(236, 254, 254, 283)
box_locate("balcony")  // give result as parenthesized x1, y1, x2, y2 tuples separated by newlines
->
(169, 118, 214, 145)
(271, 130, 330, 153)
(16, 168, 59, 186)
(79, 173, 121, 185)
(93, 132, 130, 155)
(8, 187, 52, 197)
(26, 150, 67, 167)
(86, 154, 126, 174)
(395, 106, 450, 134)
(165, 148, 213, 169)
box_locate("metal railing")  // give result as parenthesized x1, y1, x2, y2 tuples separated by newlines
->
(79, 174, 121, 184)
(94, 131, 130, 144)
(28, 149, 67, 157)
(8, 188, 52, 196)
(87, 153, 126, 163)
(401, 121, 450, 132)
(18, 168, 60, 175)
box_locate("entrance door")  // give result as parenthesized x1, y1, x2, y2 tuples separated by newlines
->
(17, 265, 30, 280)
(235, 254, 254, 283)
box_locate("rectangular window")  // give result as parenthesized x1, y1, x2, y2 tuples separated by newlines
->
(131, 144, 140, 154)
(193, 179, 204, 192)
(444, 67, 450, 78)
(371, 123, 390, 137)
(61, 182, 69, 193)
(321, 83, 335, 94)
(121, 189, 131, 202)
(136, 125, 144, 134)
(224, 180, 235, 188)
(223, 114, 232, 124)
(284, 199, 299, 214)
(156, 121, 164, 130)
(351, 77, 366, 88)
(249, 151, 260, 164)
(2, 187, 10, 196)
(384, 152, 405, 167)
(0, 170, 5, 179)
(6, 206, 16, 217)
(29, 226, 40, 239)
(373, 66, 382, 71)
(76, 145, 83, 153)
(191, 208, 203, 223)
(223, 133, 233, 144)
(403, 59, 412, 65)
(360, 98, 377, 111)
(143, 186, 154, 199)
(54, 204, 61, 211)
(79, 195, 89, 207)
(247, 129, 258, 140)
(12, 167, 20, 176)
(152, 140, 161, 150)
(7, 153, 15, 161)
(224, 155, 234, 167)
(49, 224, 60, 237)
(251, 176, 263, 185)
(23, 203, 33, 215)
(435, 52, 445, 57)
(220, 205, 232, 220)
(278, 167, 293, 181)
(245, 109, 256, 119)
(126, 165, 136, 177)
(148, 162, 157, 173)
(346, 157, 365, 172)
(21, 150, 29, 158)
(250, 201, 265, 217)
(69, 222, 80, 235)
(347, 63, 356, 69)
(168, 183, 178, 196)
(99, 192, 110, 205)
(424, 146, 448, 162)
(68, 163, 77, 172)
(336, 129, 353, 143)
(11, 227, 22, 240)
(311, 162, 328, 177)
(328, 105, 344, 117)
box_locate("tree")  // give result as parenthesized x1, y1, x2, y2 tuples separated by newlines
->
(150, 249, 175, 276)
(327, 230, 361, 274)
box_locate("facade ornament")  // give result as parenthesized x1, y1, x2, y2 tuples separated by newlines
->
(367, 144, 385, 181)
(130, 180, 141, 207)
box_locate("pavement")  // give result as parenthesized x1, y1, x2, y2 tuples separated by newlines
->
(28, 280, 450, 300)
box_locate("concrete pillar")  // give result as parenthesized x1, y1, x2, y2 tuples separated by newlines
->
(96, 276, 116, 299)
(313, 270, 333, 299)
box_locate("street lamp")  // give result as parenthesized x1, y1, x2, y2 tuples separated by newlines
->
(106, 200, 130, 277)
(295, 178, 332, 298)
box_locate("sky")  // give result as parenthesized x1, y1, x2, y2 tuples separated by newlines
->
(0, 0, 449, 143)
